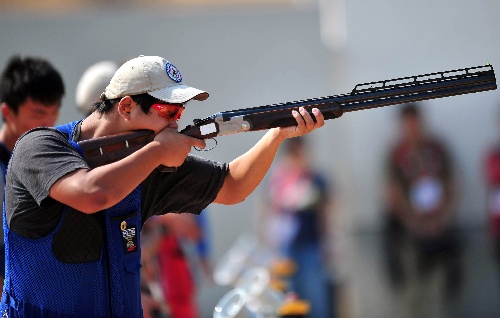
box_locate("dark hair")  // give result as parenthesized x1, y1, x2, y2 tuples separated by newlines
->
(0, 55, 65, 113)
(91, 93, 159, 114)
(399, 103, 421, 118)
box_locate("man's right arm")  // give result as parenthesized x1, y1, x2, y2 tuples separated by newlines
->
(49, 143, 166, 213)
(10, 127, 200, 214)
(50, 128, 203, 214)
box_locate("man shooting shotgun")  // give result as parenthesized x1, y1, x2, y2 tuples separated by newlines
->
(0, 55, 325, 318)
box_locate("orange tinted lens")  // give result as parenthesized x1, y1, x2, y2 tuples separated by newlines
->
(151, 104, 184, 121)
(175, 107, 185, 121)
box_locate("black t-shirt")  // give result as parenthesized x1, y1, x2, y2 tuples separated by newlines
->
(6, 127, 228, 239)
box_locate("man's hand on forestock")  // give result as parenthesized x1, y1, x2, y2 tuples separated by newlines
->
(277, 107, 325, 139)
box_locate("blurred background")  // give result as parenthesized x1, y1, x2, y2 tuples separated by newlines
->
(1, 0, 500, 317)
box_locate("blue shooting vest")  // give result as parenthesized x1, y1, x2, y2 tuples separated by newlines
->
(1, 120, 144, 317)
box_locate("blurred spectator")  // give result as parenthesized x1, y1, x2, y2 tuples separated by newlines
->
(75, 60, 120, 117)
(382, 103, 462, 318)
(261, 136, 335, 318)
(483, 109, 500, 266)
(0, 55, 64, 288)
(149, 212, 213, 318)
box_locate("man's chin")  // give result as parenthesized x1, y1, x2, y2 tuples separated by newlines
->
(166, 122, 179, 130)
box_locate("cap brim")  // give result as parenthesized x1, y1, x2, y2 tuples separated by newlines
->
(148, 84, 209, 104)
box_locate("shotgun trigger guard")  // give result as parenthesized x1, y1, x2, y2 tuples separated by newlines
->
(193, 138, 217, 151)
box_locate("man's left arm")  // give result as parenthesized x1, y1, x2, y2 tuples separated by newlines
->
(214, 107, 324, 205)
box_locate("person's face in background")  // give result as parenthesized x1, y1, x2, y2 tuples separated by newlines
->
(2, 97, 60, 138)
(287, 139, 309, 168)
(402, 112, 423, 145)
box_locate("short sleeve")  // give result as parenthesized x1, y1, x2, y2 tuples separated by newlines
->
(8, 128, 89, 205)
(141, 154, 228, 221)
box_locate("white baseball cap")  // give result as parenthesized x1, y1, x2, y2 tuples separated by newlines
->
(101, 55, 209, 104)
(76, 60, 119, 115)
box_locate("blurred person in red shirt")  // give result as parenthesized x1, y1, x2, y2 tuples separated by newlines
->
(483, 109, 500, 263)
(143, 212, 212, 318)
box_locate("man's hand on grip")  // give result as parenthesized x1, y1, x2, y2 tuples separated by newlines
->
(153, 128, 206, 167)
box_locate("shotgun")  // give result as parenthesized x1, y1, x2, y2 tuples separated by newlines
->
(180, 64, 496, 138)
(78, 64, 497, 170)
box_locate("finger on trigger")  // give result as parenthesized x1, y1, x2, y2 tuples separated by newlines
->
(193, 138, 206, 150)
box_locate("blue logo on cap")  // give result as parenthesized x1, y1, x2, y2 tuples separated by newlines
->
(166, 63, 182, 83)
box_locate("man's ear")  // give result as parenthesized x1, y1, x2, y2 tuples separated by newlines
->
(118, 96, 133, 117)
(1, 103, 14, 122)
